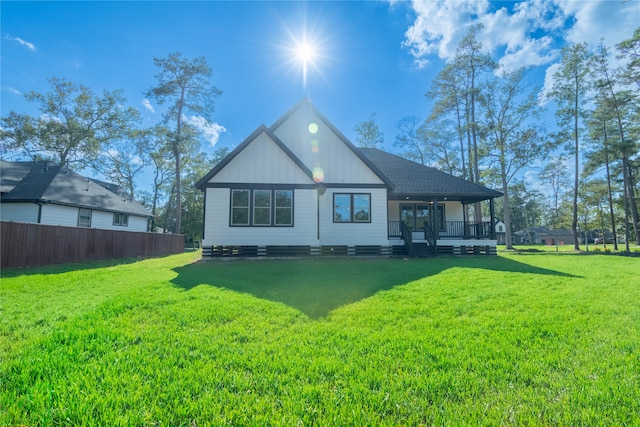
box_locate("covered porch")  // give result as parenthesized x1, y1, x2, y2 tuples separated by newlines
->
(386, 196, 500, 257)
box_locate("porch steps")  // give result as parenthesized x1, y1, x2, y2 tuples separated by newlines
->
(411, 243, 436, 257)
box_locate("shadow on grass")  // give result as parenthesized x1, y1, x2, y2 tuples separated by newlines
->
(171, 256, 580, 319)
(0, 257, 145, 278)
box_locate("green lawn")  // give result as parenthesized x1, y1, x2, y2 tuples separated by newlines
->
(1, 251, 639, 425)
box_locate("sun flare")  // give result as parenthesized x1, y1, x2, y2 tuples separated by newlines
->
(297, 43, 314, 63)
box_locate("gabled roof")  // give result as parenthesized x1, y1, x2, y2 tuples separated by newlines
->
(269, 98, 392, 188)
(195, 124, 314, 189)
(0, 160, 152, 217)
(358, 148, 502, 203)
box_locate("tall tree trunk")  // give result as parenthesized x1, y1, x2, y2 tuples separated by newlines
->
(572, 73, 580, 251)
(603, 141, 619, 250)
(501, 152, 513, 250)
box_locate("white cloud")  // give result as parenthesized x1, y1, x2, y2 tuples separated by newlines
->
(184, 115, 227, 147)
(5, 87, 22, 95)
(6, 35, 36, 51)
(403, 0, 563, 70)
(402, 0, 636, 73)
(141, 99, 155, 113)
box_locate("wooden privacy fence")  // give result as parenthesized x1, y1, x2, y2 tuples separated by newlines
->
(1, 221, 184, 269)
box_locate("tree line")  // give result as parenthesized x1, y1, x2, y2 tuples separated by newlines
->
(1, 52, 227, 244)
(354, 26, 640, 251)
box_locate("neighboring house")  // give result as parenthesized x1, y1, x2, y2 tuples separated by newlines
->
(513, 226, 577, 245)
(483, 217, 507, 245)
(196, 98, 502, 257)
(1, 160, 152, 232)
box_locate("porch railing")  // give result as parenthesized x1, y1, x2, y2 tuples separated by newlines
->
(389, 221, 493, 240)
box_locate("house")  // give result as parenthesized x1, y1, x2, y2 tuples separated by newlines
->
(1, 160, 152, 232)
(483, 217, 507, 244)
(513, 226, 577, 245)
(196, 98, 502, 257)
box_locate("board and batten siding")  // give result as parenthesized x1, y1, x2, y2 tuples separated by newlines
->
(387, 200, 464, 222)
(209, 132, 313, 184)
(318, 188, 389, 246)
(0, 202, 39, 223)
(203, 187, 318, 246)
(271, 105, 385, 185)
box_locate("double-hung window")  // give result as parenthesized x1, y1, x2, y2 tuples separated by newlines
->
(230, 188, 293, 227)
(78, 208, 92, 227)
(333, 193, 371, 223)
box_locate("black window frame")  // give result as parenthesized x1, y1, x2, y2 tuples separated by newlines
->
(229, 188, 294, 227)
(333, 193, 371, 223)
(400, 203, 445, 232)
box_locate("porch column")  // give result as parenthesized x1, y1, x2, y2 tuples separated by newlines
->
(463, 202, 469, 239)
(432, 198, 439, 242)
(489, 197, 496, 240)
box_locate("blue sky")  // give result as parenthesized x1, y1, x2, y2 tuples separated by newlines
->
(1, 1, 638, 187)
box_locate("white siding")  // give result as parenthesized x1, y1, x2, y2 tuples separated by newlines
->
(272, 104, 384, 185)
(387, 200, 463, 222)
(209, 132, 313, 184)
(318, 188, 389, 246)
(40, 204, 78, 227)
(0, 203, 39, 223)
(91, 210, 148, 232)
(203, 187, 319, 246)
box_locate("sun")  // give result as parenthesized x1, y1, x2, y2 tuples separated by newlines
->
(296, 43, 315, 63)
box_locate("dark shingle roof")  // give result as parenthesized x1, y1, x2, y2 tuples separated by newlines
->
(0, 160, 151, 217)
(358, 148, 502, 202)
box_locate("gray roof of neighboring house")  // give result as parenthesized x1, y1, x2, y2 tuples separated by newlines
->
(1, 160, 152, 217)
(358, 148, 502, 202)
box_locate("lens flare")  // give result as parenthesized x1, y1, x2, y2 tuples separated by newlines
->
(312, 167, 324, 183)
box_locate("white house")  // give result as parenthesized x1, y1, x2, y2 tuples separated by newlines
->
(1, 160, 152, 232)
(196, 98, 502, 257)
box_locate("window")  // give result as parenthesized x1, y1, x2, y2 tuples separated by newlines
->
(498, 225, 504, 232)
(113, 213, 129, 227)
(400, 204, 445, 231)
(334, 193, 371, 223)
(275, 190, 293, 225)
(230, 189, 293, 227)
(253, 190, 271, 226)
(231, 190, 250, 225)
(78, 208, 92, 227)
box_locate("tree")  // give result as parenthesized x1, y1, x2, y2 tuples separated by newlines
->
(418, 118, 463, 176)
(0, 77, 139, 167)
(394, 116, 426, 164)
(353, 113, 383, 148)
(479, 67, 549, 249)
(99, 129, 151, 198)
(585, 101, 620, 250)
(181, 147, 230, 245)
(539, 156, 571, 252)
(616, 27, 640, 89)
(146, 52, 222, 234)
(453, 23, 497, 191)
(592, 41, 640, 248)
(426, 63, 468, 179)
(547, 42, 593, 250)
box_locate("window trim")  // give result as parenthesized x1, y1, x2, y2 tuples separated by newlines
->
(78, 208, 92, 227)
(229, 188, 294, 227)
(333, 193, 371, 223)
(400, 203, 445, 232)
(113, 213, 129, 227)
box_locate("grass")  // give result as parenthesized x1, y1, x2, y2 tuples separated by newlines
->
(1, 251, 639, 425)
